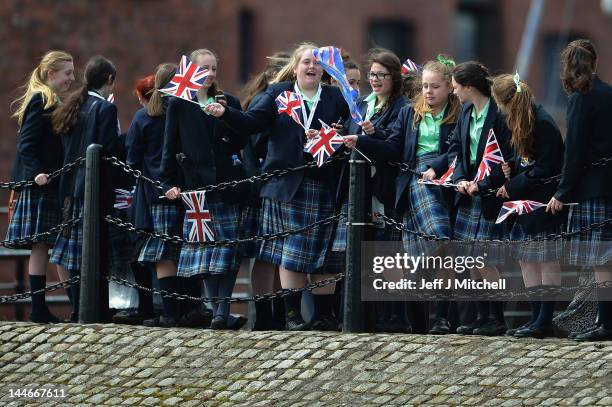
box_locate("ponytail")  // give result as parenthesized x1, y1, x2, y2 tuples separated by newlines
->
(561, 39, 597, 95)
(147, 63, 177, 117)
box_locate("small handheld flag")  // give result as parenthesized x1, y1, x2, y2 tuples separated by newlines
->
(180, 191, 215, 242)
(275, 91, 304, 129)
(401, 58, 420, 75)
(474, 129, 505, 182)
(419, 157, 457, 186)
(107, 93, 115, 103)
(114, 188, 133, 210)
(495, 200, 547, 224)
(304, 121, 345, 167)
(160, 55, 209, 101)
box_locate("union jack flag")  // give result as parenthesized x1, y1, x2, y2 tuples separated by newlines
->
(161, 55, 209, 101)
(312, 46, 363, 125)
(401, 58, 420, 75)
(304, 125, 345, 167)
(113, 188, 133, 210)
(180, 191, 215, 242)
(107, 93, 115, 103)
(473, 129, 505, 182)
(275, 91, 303, 127)
(495, 200, 546, 224)
(419, 157, 457, 186)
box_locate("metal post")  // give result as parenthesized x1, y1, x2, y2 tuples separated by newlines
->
(343, 149, 368, 333)
(79, 144, 102, 323)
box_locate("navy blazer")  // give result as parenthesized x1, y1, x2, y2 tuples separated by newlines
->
(11, 93, 63, 190)
(555, 76, 612, 202)
(220, 82, 350, 203)
(357, 104, 456, 215)
(58, 93, 121, 208)
(341, 95, 407, 206)
(160, 93, 249, 204)
(448, 100, 513, 219)
(505, 104, 566, 233)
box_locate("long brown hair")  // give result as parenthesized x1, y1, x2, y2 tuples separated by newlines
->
(366, 48, 403, 113)
(492, 74, 535, 158)
(190, 48, 222, 97)
(52, 56, 116, 135)
(242, 52, 290, 109)
(452, 61, 491, 97)
(412, 58, 460, 128)
(147, 63, 177, 117)
(12, 50, 73, 127)
(560, 39, 597, 95)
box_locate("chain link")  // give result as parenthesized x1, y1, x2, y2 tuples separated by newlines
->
(0, 275, 80, 303)
(104, 213, 346, 246)
(108, 273, 344, 304)
(375, 212, 612, 244)
(1, 217, 81, 248)
(1, 157, 85, 190)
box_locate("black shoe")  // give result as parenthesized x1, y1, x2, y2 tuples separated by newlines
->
(178, 308, 213, 328)
(514, 324, 555, 339)
(568, 325, 598, 339)
(386, 315, 412, 334)
(29, 309, 62, 324)
(143, 315, 177, 328)
(506, 323, 532, 336)
(112, 310, 151, 325)
(285, 315, 310, 331)
(456, 319, 487, 335)
(429, 318, 451, 335)
(574, 325, 612, 341)
(473, 319, 507, 336)
(210, 316, 227, 330)
(228, 315, 248, 331)
(311, 315, 340, 332)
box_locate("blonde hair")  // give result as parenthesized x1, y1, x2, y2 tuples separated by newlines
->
(412, 59, 460, 128)
(272, 42, 319, 84)
(12, 50, 73, 127)
(491, 73, 535, 158)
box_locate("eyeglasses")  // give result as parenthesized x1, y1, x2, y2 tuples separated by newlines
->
(368, 71, 391, 80)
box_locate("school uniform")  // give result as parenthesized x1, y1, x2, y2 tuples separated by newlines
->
(555, 76, 612, 267)
(160, 93, 248, 277)
(220, 82, 350, 274)
(504, 104, 566, 262)
(50, 91, 123, 273)
(7, 93, 63, 248)
(125, 104, 183, 264)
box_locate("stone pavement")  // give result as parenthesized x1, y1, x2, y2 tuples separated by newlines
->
(1, 322, 612, 406)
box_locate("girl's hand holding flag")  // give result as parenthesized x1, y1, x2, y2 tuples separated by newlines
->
(546, 196, 564, 214)
(421, 168, 437, 181)
(205, 102, 225, 117)
(165, 186, 182, 200)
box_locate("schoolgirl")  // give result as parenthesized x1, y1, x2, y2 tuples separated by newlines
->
(206, 43, 350, 331)
(240, 52, 289, 330)
(344, 56, 460, 333)
(491, 74, 566, 338)
(161, 48, 248, 330)
(8, 50, 74, 322)
(449, 61, 513, 336)
(547, 39, 612, 341)
(50, 56, 121, 321)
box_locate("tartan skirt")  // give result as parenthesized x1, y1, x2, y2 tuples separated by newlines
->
(454, 195, 508, 265)
(50, 199, 129, 273)
(402, 153, 453, 255)
(509, 222, 564, 263)
(259, 178, 337, 274)
(138, 203, 183, 264)
(240, 204, 262, 258)
(6, 187, 61, 248)
(177, 200, 242, 277)
(566, 197, 612, 266)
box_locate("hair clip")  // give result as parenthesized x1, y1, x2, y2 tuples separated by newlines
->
(436, 54, 456, 68)
(513, 72, 522, 93)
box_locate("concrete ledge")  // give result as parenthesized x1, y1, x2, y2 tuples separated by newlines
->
(1, 322, 612, 406)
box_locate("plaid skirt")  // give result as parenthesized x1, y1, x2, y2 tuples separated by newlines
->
(509, 222, 564, 263)
(454, 196, 508, 265)
(240, 204, 262, 258)
(6, 187, 61, 248)
(177, 201, 242, 277)
(50, 199, 130, 273)
(259, 178, 337, 274)
(138, 203, 183, 264)
(566, 197, 612, 266)
(402, 153, 453, 256)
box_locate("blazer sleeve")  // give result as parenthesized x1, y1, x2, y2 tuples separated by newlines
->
(125, 114, 145, 170)
(356, 108, 406, 162)
(449, 122, 467, 183)
(159, 99, 181, 191)
(16, 95, 46, 178)
(555, 93, 587, 202)
(220, 89, 276, 136)
(97, 102, 121, 157)
(220, 95, 248, 150)
(505, 120, 563, 199)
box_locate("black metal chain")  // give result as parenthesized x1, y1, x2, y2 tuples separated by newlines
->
(375, 212, 612, 244)
(0, 157, 85, 190)
(0, 275, 80, 303)
(0, 217, 81, 248)
(107, 273, 344, 304)
(104, 213, 346, 246)
(102, 151, 350, 195)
